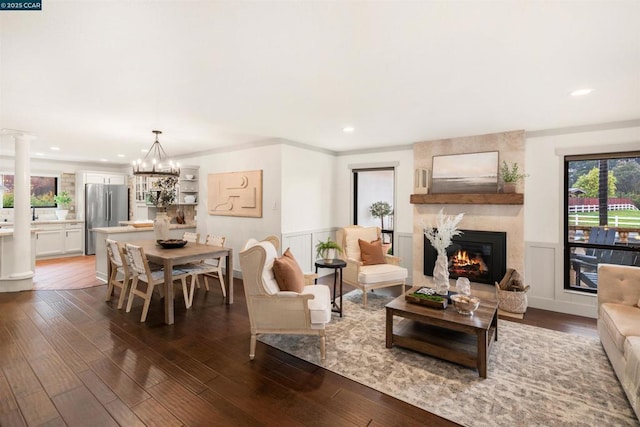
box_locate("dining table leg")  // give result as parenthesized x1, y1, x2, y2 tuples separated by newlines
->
(225, 249, 233, 304)
(164, 259, 174, 324)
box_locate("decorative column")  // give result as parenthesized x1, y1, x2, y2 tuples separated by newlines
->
(1, 132, 35, 291)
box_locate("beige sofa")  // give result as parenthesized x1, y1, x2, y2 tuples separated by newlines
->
(597, 263, 640, 419)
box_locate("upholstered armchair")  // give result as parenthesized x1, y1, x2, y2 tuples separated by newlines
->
(239, 236, 332, 360)
(337, 226, 408, 306)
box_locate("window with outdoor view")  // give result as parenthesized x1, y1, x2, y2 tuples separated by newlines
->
(0, 174, 59, 208)
(565, 153, 640, 292)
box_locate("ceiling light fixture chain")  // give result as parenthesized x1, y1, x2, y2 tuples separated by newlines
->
(132, 130, 180, 177)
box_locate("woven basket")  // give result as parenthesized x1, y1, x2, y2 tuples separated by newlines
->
(495, 283, 529, 314)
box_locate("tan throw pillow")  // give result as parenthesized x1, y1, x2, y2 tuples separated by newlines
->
(359, 238, 385, 265)
(273, 248, 305, 293)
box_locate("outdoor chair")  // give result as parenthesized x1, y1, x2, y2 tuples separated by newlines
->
(571, 227, 616, 288)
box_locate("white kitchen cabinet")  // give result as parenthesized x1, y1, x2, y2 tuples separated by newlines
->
(64, 226, 83, 253)
(36, 223, 84, 259)
(85, 173, 126, 185)
(36, 227, 64, 257)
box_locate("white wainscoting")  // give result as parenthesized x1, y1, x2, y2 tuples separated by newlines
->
(282, 228, 337, 276)
(396, 232, 414, 284)
(282, 229, 414, 282)
(525, 241, 597, 318)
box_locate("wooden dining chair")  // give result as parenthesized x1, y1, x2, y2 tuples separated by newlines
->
(183, 232, 200, 243)
(124, 243, 193, 322)
(201, 235, 227, 297)
(105, 239, 135, 309)
(177, 235, 228, 305)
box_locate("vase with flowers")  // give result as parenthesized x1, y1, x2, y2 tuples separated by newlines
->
(422, 209, 464, 295)
(146, 176, 178, 241)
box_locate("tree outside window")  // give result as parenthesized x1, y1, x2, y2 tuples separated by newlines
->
(1, 174, 58, 208)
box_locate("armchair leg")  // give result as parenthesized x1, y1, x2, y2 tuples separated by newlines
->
(362, 290, 368, 306)
(249, 334, 256, 360)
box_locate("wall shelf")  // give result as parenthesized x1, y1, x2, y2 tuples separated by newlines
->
(410, 193, 524, 205)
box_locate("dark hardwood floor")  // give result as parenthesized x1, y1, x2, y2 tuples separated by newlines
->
(0, 256, 597, 426)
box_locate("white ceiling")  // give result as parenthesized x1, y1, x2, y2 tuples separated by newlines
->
(1, 1, 639, 165)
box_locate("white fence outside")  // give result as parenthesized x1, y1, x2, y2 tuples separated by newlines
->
(569, 203, 638, 213)
(570, 215, 640, 227)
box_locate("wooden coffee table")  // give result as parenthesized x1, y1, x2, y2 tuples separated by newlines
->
(385, 289, 498, 378)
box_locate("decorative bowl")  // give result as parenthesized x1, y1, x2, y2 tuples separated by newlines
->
(185, 174, 195, 180)
(184, 195, 196, 203)
(158, 239, 188, 249)
(450, 294, 480, 316)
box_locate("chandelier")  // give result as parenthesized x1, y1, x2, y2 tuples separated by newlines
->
(132, 130, 180, 177)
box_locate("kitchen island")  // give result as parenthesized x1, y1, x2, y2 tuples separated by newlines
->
(93, 223, 196, 282)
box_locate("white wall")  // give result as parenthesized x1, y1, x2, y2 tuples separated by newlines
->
(335, 149, 414, 234)
(177, 144, 283, 274)
(281, 145, 336, 233)
(524, 125, 640, 317)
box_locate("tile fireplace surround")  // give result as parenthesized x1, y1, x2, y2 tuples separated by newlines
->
(412, 130, 525, 287)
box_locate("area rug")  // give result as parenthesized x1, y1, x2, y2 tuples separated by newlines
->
(259, 291, 639, 427)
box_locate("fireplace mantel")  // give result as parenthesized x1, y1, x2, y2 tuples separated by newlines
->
(410, 193, 524, 205)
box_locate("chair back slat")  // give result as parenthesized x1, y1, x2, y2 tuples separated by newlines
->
(125, 244, 150, 277)
(106, 239, 124, 268)
(205, 235, 225, 247)
(183, 232, 200, 243)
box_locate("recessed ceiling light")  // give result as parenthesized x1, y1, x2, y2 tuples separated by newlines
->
(35, 152, 44, 156)
(342, 126, 355, 133)
(117, 154, 125, 158)
(100, 159, 108, 162)
(141, 148, 148, 153)
(50, 146, 60, 151)
(570, 88, 593, 97)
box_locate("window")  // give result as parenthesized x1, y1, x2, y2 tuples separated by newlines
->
(352, 167, 395, 253)
(1, 174, 59, 208)
(565, 152, 640, 292)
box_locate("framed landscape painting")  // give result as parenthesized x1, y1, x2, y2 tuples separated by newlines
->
(431, 151, 499, 194)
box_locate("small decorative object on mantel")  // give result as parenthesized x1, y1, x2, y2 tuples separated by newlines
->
(495, 268, 530, 314)
(405, 287, 448, 309)
(422, 209, 464, 296)
(414, 168, 429, 194)
(500, 161, 528, 194)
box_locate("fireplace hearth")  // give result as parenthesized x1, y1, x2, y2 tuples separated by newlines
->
(424, 230, 507, 285)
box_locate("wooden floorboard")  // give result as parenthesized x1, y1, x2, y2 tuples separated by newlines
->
(0, 255, 598, 426)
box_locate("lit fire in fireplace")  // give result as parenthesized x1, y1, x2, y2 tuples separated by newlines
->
(449, 249, 488, 278)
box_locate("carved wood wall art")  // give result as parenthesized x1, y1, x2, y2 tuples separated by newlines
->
(207, 170, 263, 217)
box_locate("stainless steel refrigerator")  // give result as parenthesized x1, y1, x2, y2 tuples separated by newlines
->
(84, 184, 129, 255)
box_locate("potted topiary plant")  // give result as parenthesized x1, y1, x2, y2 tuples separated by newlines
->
(369, 201, 393, 230)
(53, 191, 73, 220)
(500, 161, 528, 193)
(315, 237, 343, 262)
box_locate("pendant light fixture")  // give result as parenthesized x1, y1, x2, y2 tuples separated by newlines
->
(132, 130, 180, 177)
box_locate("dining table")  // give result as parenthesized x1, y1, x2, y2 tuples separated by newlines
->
(128, 239, 233, 325)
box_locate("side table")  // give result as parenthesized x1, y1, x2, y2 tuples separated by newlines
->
(314, 259, 346, 317)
